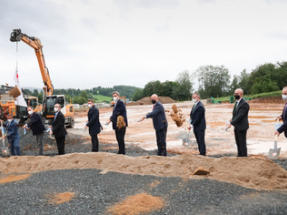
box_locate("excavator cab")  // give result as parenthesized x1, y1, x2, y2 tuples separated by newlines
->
(43, 95, 66, 124)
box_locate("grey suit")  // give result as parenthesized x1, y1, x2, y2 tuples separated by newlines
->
(230, 98, 249, 157)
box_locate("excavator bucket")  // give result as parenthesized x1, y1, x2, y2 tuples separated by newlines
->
(10, 29, 23, 42)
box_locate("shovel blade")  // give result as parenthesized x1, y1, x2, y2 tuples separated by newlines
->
(268, 148, 281, 159)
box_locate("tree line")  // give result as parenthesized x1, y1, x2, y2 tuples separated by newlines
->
(133, 61, 287, 101)
(23, 61, 287, 104)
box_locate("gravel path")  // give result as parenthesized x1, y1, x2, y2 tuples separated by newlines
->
(0, 169, 287, 215)
(2, 128, 287, 214)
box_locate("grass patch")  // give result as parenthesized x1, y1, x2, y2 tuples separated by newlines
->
(92, 94, 112, 103)
(249, 91, 281, 99)
(212, 91, 282, 102)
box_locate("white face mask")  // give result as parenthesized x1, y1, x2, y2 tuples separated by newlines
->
(88, 104, 92, 108)
(54, 108, 59, 112)
(7, 119, 12, 122)
(282, 95, 287, 101)
(28, 110, 33, 115)
(192, 98, 197, 103)
(113, 97, 118, 102)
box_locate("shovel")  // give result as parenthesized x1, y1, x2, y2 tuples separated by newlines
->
(268, 135, 281, 159)
(1, 121, 9, 156)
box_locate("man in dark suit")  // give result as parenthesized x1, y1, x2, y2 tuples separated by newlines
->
(50, 103, 67, 155)
(188, 92, 206, 156)
(275, 86, 287, 137)
(107, 91, 128, 155)
(140, 94, 168, 156)
(23, 106, 46, 155)
(227, 88, 250, 157)
(85, 99, 102, 152)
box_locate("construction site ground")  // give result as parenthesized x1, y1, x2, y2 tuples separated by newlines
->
(72, 100, 287, 158)
(1, 100, 287, 214)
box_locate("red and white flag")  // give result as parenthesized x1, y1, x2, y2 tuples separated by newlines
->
(14, 69, 27, 107)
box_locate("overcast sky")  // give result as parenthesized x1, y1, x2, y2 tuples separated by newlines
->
(0, 0, 287, 90)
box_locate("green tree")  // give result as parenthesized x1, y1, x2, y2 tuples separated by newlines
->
(176, 70, 193, 101)
(251, 74, 279, 94)
(229, 75, 240, 94)
(195, 65, 231, 98)
(131, 88, 143, 101)
(80, 91, 88, 101)
(38, 92, 43, 103)
(246, 63, 276, 94)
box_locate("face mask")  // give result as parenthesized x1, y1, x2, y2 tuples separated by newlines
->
(113, 97, 118, 102)
(151, 100, 156, 104)
(234, 95, 240, 100)
(282, 95, 287, 101)
(54, 108, 59, 112)
(192, 98, 197, 103)
(7, 119, 12, 122)
(28, 111, 33, 115)
(88, 104, 92, 108)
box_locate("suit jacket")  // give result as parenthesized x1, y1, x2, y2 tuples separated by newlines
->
(52, 111, 67, 138)
(27, 112, 46, 136)
(146, 101, 168, 130)
(3, 120, 20, 140)
(230, 99, 249, 131)
(110, 100, 128, 130)
(277, 104, 287, 137)
(190, 101, 206, 131)
(87, 105, 101, 136)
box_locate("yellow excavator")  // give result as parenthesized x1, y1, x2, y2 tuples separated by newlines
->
(10, 29, 74, 127)
(0, 85, 41, 123)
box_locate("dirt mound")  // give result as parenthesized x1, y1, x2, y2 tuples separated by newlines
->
(132, 96, 176, 105)
(48, 192, 75, 205)
(249, 97, 284, 104)
(107, 193, 165, 215)
(1, 153, 287, 190)
(0, 174, 31, 184)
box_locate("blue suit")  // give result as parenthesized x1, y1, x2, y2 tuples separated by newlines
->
(110, 99, 128, 154)
(87, 105, 102, 152)
(190, 101, 206, 156)
(3, 120, 20, 156)
(146, 101, 168, 156)
(110, 100, 128, 130)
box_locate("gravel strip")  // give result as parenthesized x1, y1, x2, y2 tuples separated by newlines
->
(0, 169, 287, 215)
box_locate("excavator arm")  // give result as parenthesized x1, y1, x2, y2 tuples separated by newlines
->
(10, 29, 53, 96)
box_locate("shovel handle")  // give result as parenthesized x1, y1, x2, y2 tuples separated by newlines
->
(275, 134, 278, 141)
(277, 118, 280, 123)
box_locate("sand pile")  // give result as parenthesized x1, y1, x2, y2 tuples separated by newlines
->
(168, 104, 185, 127)
(1, 153, 287, 190)
(0, 174, 31, 184)
(48, 192, 75, 205)
(107, 193, 165, 215)
(117, 116, 126, 130)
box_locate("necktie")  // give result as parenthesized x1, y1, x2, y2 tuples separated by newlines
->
(232, 101, 238, 120)
(190, 104, 195, 121)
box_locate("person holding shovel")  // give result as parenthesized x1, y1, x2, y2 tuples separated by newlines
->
(227, 88, 249, 157)
(107, 91, 128, 155)
(23, 106, 46, 155)
(188, 92, 206, 156)
(85, 99, 102, 152)
(139, 94, 168, 156)
(0, 114, 21, 156)
(275, 86, 287, 137)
